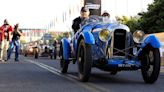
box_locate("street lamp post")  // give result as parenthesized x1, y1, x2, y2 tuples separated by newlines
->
(84, 0, 101, 15)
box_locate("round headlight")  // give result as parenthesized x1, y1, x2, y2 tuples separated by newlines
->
(133, 30, 145, 43)
(40, 40, 43, 44)
(99, 29, 111, 42)
(29, 48, 33, 52)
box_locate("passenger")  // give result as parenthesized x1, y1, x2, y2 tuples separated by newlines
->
(0, 19, 13, 62)
(7, 23, 22, 61)
(101, 11, 111, 23)
(102, 11, 110, 18)
(72, 6, 90, 34)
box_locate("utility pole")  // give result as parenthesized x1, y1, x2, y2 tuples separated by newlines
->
(84, 0, 101, 15)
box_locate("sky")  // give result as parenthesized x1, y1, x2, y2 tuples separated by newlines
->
(0, 0, 154, 29)
(0, 0, 63, 29)
(102, 0, 154, 18)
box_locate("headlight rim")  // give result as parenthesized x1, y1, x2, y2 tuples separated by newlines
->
(98, 29, 111, 42)
(133, 30, 145, 43)
(29, 48, 33, 52)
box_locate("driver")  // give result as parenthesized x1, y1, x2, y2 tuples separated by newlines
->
(72, 7, 90, 34)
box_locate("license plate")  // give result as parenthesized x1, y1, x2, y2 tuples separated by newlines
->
(118, 64, 132, 67)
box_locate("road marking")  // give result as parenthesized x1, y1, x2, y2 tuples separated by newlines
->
(25, 59, 108, 92)
(24, 58, 164, 91)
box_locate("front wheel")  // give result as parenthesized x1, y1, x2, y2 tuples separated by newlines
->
(35, 53, 38, 59)
(141, 46, 160, 84)
(53, 49, 57, 59)
(77, 39, 92, 82)
(24, 52, 27, 57)
(34, 48, 39, 59)
(50, 55, 53, 59)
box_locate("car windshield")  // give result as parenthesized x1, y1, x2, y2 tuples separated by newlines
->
(80, 15, 116, 27)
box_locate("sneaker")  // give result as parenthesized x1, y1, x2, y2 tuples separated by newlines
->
(1, 60, 5, 62)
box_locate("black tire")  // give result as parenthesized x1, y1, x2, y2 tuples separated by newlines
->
(54, 55, 56, 59)
(34, 52, 38, 59)
(60, 45, 68, 73)
(50, 55, 53, 59)
(77, 39, 92, 82)
(25, 53, 27, 57)
(34, 48, 39, 59)
(141, 46, 160, 84)
(110, 71, 118, 75)
(54, 51, 57, 59)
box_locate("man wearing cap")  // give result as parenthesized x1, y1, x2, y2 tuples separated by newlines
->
(72, 6, 90, 34)
(102, 11, 110, 18)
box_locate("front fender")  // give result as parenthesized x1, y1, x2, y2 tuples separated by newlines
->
(61, 38, 71, 61)
(80, 31, 95, 44)
(141, 34, 161, 48)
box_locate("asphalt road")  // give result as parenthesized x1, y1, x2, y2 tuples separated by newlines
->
(0, 55, 164, 92)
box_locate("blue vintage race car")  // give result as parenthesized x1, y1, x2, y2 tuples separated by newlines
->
(60, 15, 161, 83)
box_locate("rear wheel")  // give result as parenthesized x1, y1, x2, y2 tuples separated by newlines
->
(141, 46, 160, 84)
(60, 44, 68, 73)
(77, 39, 92, 82)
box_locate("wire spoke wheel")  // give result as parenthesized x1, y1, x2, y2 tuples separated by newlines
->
(141, 46, 160, 84)
(77, 39, 92, 82)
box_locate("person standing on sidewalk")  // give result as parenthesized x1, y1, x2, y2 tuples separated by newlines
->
(0, 19, 13, 62)
(53, 39, 58, 59)
(7, 23, 22, 61)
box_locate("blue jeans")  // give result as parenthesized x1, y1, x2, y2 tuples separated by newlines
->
(7, 40, 20, 60)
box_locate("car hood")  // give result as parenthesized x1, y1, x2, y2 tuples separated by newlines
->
(82, 22, 130, 33)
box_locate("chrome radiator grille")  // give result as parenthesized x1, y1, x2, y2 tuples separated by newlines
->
(113, 29, 127, 56)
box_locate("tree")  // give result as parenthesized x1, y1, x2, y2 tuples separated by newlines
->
(115, 16, 129, 24)
(20, 40, 26, 44)
(116, 16, 140, 33)
(139, 0, 164, 33)
(126, 16, 141, 33)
